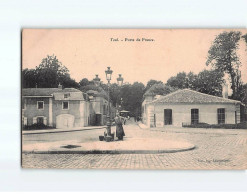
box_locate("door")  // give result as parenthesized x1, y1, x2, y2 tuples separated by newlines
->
(164, 109, 172, 125)
(37, 117, 44, 125)
(56, 114, 75, 129)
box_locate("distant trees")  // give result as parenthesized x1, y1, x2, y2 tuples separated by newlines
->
(166, 72, 188, 89)
(165, 70, 224, 97)
(22, 55, 79, 88)
(79, 78, 89, 87)
(145, 79, 163, 92)
(120, 82, 145, 117)
(195, 70, 224, 96)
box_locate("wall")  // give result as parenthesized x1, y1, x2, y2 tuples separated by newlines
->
(52, 100, 81, 127)
(22, 97, 50, 126)
(146, 103, 240, 127)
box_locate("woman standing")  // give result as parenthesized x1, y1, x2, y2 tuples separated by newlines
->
(114, 113, 125, 140)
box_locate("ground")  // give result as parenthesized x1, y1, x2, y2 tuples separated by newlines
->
(22, 120, 247, 169)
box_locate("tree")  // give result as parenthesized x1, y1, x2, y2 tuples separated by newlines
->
(22, 68, 37, 88)
(23, 55, 79, 88)
(206, 31, 242, 100)
(120, 82, 145, 117)
(79, 78, 89, 87)
(242, 34, 247, 44)
(166, 72, 188, 89)
(195, 70, 224, 96)
(165, 70, 224, 97)
(145, 79, 163, 92)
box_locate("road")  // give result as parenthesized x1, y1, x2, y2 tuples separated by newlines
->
(22, 122, 247, 169)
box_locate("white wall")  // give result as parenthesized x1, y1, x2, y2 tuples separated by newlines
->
(147, 103, 239, 127)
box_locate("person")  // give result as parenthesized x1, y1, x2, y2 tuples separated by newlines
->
(114, 113, 125, 140)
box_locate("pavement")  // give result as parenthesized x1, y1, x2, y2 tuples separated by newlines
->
(22, 122, 195, 154)
(22, 120, 247, 169)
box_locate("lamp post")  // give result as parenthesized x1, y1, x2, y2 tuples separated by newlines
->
(105, 67, 113, 142)
(93, 74, 101, 86)
(117, 74, 124, 112)
(117, 74, 124, 86)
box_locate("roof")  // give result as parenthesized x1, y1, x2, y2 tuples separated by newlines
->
(86, 89, 109, 99)
(22, 88, 81, 97)
(53, 92, 85, 100)
(149, 89, 242, 105)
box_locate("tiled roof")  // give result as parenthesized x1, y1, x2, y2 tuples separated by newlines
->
(149, 89, 242, 104)
(53, 92, 85, 100)
(22, 88, 81, 96)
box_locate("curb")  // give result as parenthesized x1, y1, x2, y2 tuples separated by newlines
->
(22, 145, 196, 154)
(22, 127, 106, 135)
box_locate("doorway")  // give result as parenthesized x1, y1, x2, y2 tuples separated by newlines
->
(164, 109, 172, 125)
(37, 117, 44, 125)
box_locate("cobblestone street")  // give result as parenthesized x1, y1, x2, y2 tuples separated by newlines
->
(22, 124, 247, 169)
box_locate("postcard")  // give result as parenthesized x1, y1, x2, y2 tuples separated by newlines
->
(22, 29, 247, 169)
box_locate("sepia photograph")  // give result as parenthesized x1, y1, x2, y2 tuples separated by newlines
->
(21, 29, 247, 169)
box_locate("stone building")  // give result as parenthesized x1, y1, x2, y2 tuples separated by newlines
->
(22, 85, 92, 129)
(86, 89, 116, 126)
(142, 89, 244, 127)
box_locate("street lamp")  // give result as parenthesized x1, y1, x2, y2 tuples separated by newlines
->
(117, 74, 124, 112)
(104, 67, 113, 142)
(117, 74, 124, 86)
(93, 74, 101, 86)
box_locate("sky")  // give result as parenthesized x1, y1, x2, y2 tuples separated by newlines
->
(22, 29, 247, 85)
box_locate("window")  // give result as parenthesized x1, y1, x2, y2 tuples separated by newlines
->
(64, 93, 70, 98)
(217, 108, 225, 124)
(191, 109, 199, 124)
(37, 101, 44, 110)
(62, 101, 69, 110)
(103, 105, 106, 115)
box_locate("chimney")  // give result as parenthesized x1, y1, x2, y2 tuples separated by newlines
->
(58, 83, 63, 89)
(222, 83, 228, 99)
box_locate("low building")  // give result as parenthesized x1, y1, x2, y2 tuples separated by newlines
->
(142, 89, 244, 127)
(86, 90, 116, 126)
(22, 85, 92, 129)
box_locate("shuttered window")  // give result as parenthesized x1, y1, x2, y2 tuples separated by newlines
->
(191, 109, 199, 124)
(217, 108, 225, 124)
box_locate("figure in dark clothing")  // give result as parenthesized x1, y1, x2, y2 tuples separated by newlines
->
(114, 113, 125, 140)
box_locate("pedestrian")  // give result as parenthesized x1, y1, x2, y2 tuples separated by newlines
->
(114, 113, 125, 141)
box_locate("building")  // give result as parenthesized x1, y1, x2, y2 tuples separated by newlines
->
(142, 89, 244, 127)
(22, 85, 92, 129)
(86, 89, 116, 126)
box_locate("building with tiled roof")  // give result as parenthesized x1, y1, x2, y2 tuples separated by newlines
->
(142, 88, 244, 127)
(22, 85, 93, 129)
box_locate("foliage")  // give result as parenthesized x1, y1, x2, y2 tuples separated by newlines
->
(206, 31, 242, 100)
(182, 122, 247, 129)
(166, 72, 188, 89)
(22, 68, 37, 88)
(23, 123, 53, 130)
(166, 70, 224, 97)
(145, 79, 163, 92)
(79, 78, 89, 87)
(22, 55, 79, 88)
(120, 82, 145, 117)
(195, 70, 224, 96)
